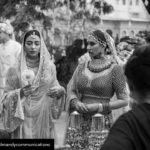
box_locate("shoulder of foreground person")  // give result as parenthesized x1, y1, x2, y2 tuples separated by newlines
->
(101, 111, 135, 150)
(101, 104, 150, 150)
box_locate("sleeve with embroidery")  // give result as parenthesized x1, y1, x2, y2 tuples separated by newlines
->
(112, 64, 128, 100)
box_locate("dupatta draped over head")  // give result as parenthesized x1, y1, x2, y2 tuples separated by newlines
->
(78, 29, 123, 65)
(0, 29, 65, 139)
(89, 29, 122, 64)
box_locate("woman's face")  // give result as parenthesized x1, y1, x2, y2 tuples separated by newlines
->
(24, 34, 41, 58)
(87, 35, 106, 58)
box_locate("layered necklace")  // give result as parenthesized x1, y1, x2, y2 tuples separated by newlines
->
(26, 56, 40, 68)
(87, 56, 112, 73)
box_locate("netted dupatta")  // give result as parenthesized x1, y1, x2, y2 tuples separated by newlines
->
(103, 32, 124, 65)
(17, 30, 63, 138)
(66, 61, 86, 115)
(104, 32, 130, 121)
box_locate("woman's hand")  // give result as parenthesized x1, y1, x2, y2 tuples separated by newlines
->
(75, 101, 88, 114)
(20, 84, 34, 98)
(47, 86, 65, 98)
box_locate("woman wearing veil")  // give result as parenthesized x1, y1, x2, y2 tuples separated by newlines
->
(0, 29, 65, 139)
(66, 30, 129, 149)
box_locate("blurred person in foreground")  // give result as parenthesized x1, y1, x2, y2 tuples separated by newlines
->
(101, 44, 150, 150)
(0, 29, 65, 139)
(66, 29, 128, 149)
(145, 33, 150, 44)
(0, 21, 21, 99)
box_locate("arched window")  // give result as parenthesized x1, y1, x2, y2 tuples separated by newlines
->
(116, 0, 119, 4)
(136, 0, 139, 5)
(122, 30, 127, 37)
(130, 30, 134, 38)
(123, 0, 126, 5)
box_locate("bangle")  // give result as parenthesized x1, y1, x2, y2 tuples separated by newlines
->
(98, 103, 103, 113)
(102, 102, 111, 114)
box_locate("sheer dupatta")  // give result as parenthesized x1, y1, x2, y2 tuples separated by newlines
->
(0, 30, 65, 139)
(104, 32, 130, 121)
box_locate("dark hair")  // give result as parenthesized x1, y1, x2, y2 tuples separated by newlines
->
(24, 30, 40, 43)
(146, 33, 150, 43)
(92, 30, 107, 44)
(106, 29, 113, 37)
(125, 44, 150, 95)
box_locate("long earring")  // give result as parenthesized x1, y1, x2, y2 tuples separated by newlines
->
(105, 48, 111, 55)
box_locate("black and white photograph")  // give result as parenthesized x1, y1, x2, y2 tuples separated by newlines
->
(0, 0, 150, 150)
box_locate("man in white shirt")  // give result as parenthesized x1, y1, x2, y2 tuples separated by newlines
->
(0, 21, 21, 99)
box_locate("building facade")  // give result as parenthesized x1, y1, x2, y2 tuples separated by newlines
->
(99, 0, 150, 38)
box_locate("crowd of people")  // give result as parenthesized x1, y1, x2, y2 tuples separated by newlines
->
(0, 20, 149, 150)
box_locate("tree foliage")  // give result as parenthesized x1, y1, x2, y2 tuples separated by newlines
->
(0, 0, 114, 30)
(0, 0, 114, 87)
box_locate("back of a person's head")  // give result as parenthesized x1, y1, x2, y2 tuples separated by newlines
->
(125, 44, 150, 95)
(146, 33, 150, 43)
(106, 29, 113, 37)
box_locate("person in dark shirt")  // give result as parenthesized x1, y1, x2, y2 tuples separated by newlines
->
(101, 44, 150, 150)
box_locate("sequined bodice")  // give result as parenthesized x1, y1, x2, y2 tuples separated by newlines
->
(77, 65, 114, 99)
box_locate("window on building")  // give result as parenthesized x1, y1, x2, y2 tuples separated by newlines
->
(122, 30, 127, 37)
(123, 0, 126, 5)
(116, 0, 119, 4)
(130, 0, 132, 5)
(136, 0, 139, 5)
(130, 30, 134, 38)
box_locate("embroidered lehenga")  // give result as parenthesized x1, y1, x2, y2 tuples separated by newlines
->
(0, 31, 65, 139)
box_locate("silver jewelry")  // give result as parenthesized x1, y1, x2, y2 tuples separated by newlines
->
(87, 58, 112, 73)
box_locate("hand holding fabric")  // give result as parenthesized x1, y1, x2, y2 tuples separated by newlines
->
(47, 86, 65, 98)
(20, 84, 34, 98)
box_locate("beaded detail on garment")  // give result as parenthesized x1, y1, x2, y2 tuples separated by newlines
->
(87, 57, 112, 73)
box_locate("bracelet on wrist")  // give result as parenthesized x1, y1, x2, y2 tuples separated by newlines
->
(97, 103, 103, 113)
(102, 102, 111, 114)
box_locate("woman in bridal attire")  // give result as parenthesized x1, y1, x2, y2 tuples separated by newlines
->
(0, 29, 66, 139)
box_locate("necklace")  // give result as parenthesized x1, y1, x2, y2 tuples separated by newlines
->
(26, 57, 40, 68)
(87, 57, 112, 73)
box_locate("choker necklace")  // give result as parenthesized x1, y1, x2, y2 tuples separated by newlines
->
(26, 57, 40, 68)
(87, 57, 112, 73)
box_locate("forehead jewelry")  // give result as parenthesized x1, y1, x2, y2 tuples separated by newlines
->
(89, 34, 107, 47)
(30, 32, 37, 38)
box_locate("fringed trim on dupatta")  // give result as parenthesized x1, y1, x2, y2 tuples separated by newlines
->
(1, 89, 24, 133)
